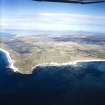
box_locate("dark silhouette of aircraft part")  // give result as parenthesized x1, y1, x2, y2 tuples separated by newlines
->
(33, 0, 105, 4)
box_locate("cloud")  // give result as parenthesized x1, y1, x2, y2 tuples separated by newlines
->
(1, 13, 105, 32)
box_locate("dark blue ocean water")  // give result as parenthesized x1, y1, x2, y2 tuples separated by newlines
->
(0, 60, 105, 105)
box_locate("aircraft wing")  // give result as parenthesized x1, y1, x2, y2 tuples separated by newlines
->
(33, 0, 105, 4)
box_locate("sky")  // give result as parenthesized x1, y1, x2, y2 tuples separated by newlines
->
(0, 0, 105, 32)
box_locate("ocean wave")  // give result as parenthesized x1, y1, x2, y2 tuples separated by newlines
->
(34, 59, 105, 67)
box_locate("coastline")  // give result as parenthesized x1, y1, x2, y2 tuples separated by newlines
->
(1, 48, 105, 73)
